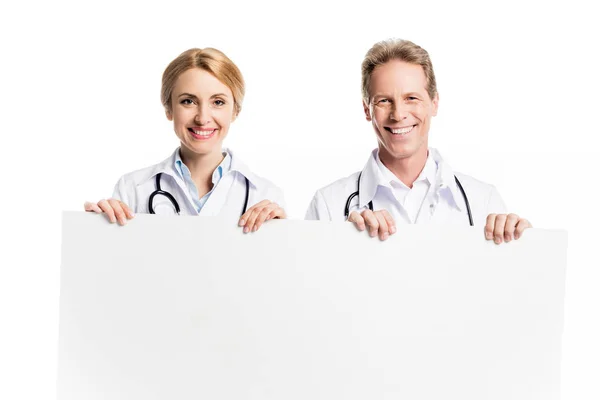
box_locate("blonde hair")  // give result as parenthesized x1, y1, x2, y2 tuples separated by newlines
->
(161, 48, 245, 115)
(361, 39, 437, 102)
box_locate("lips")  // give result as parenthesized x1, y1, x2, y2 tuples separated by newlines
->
(188, 127, 216, 140)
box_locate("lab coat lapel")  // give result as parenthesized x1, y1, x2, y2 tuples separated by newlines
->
(197, 149, 258, 218)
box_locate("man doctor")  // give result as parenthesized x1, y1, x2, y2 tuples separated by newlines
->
(305, 39, 532, 242)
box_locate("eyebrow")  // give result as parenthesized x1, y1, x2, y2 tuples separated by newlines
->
(177, 92, 230, 99)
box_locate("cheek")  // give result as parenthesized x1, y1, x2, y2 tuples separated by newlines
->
(372, 108, 388, 125)
(215, 109, 234, 129)
(172, 108, 191, 125)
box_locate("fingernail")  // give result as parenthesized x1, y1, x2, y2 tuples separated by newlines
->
(515, 233, 520, 240)
(239, 219, 245, 226)
(390, 226, 396, 234)
(243, 226, 249, 233)
(382, 233, 389, 240)
(495, 237, 501, 244)
(505, 234, 511, 242)
(486, 232, 493, 239)
(370, 230, 377, 237)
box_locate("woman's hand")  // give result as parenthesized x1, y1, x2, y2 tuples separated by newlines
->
(238, 200, 286, 233)
(84, 199, 135, 226)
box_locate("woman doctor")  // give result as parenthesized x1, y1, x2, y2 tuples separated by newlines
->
(85, 48, 285, 232)
(305, 39, 532, 243)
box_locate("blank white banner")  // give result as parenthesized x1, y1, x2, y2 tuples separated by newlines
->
(58, 212, 567, 400)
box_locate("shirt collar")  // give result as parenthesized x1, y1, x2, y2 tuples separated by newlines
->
(374, 149, 437, 189)
(359, 147, 463, 210)
(174, 148, 231, 185)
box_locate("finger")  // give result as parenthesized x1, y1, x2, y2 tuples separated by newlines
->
(253, 204, 277, 232)
(503, 213, 520, 242)
(108, 198, 128, 226)
(361, 210, 379, 238)
(120, 201, 135, 219)
(84, 201, 103, 214)
(514, 218, 532, 240)
(268, 204, 286, 220)
(243, 207, 262, 233)
(374, 211, 389, 241)
(493, 214, 508, 245)
(485, 214, 497, 241)
(380, 209, 396, 235)
(239, 200, 271, 227)
(347, 211, 366, 231)
(97, 199, 116, 223)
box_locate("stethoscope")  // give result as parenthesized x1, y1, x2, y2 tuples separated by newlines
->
(148, 173, 250, 216)
(344, 173, 473, 225)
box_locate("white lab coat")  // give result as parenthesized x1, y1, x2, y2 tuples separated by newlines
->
(305, 148, 507, 226)
(112, 148, 285, 221)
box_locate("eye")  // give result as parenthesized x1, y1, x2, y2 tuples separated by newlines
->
(180, 98, 195, 105)
(407, 96, 419, 101)
(214, 99, 226, 106)
(377, 98, 390, 104)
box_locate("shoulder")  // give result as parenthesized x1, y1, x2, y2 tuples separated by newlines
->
(454, 172, 500, 204)
(313, 171, 361, 200)
(116, 163, 163, 188)
(453, 172, 497, 195)
(112, 150, 178, 206)
(226, 149, 285, 204)
(305, 171, 361, 221)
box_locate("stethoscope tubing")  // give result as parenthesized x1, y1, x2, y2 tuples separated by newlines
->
(344, 173, 473, 226)
(148, 173, 250, 216)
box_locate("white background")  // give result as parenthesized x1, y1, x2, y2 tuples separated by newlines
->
(0, 0, 598, 399)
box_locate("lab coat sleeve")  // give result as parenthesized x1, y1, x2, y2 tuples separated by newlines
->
(305, 190, 331, 221)
(485, 185, 508, 215)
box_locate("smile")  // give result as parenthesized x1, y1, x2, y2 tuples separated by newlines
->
(385, 125, 415, 135)
(188, 128, 216, 139)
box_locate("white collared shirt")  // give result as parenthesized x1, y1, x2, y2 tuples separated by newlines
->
(375, 150, 437, 224)
(112, 147, 285, 221)
(305, 147, 507, 226)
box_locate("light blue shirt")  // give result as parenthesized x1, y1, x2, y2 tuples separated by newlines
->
(174, 150, 232, 213)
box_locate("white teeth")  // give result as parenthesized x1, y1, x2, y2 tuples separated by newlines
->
(193, 129, 214, 136)
(391, 126, 414, 135)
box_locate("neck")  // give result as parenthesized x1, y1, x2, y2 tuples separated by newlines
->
(179, 146, 225, 189)
(378, 147, 428, 189)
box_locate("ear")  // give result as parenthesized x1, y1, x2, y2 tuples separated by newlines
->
(431, 93, 439, 116)
(165, 108, 173, 121)
(363, 100, 372, 121)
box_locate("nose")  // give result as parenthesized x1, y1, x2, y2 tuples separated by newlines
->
(194, 103, 212, 125)
(390, 103, 409, 121)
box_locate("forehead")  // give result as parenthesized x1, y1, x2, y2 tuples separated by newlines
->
(369, 60, 428, 95)
(172, 68, 232, 97)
